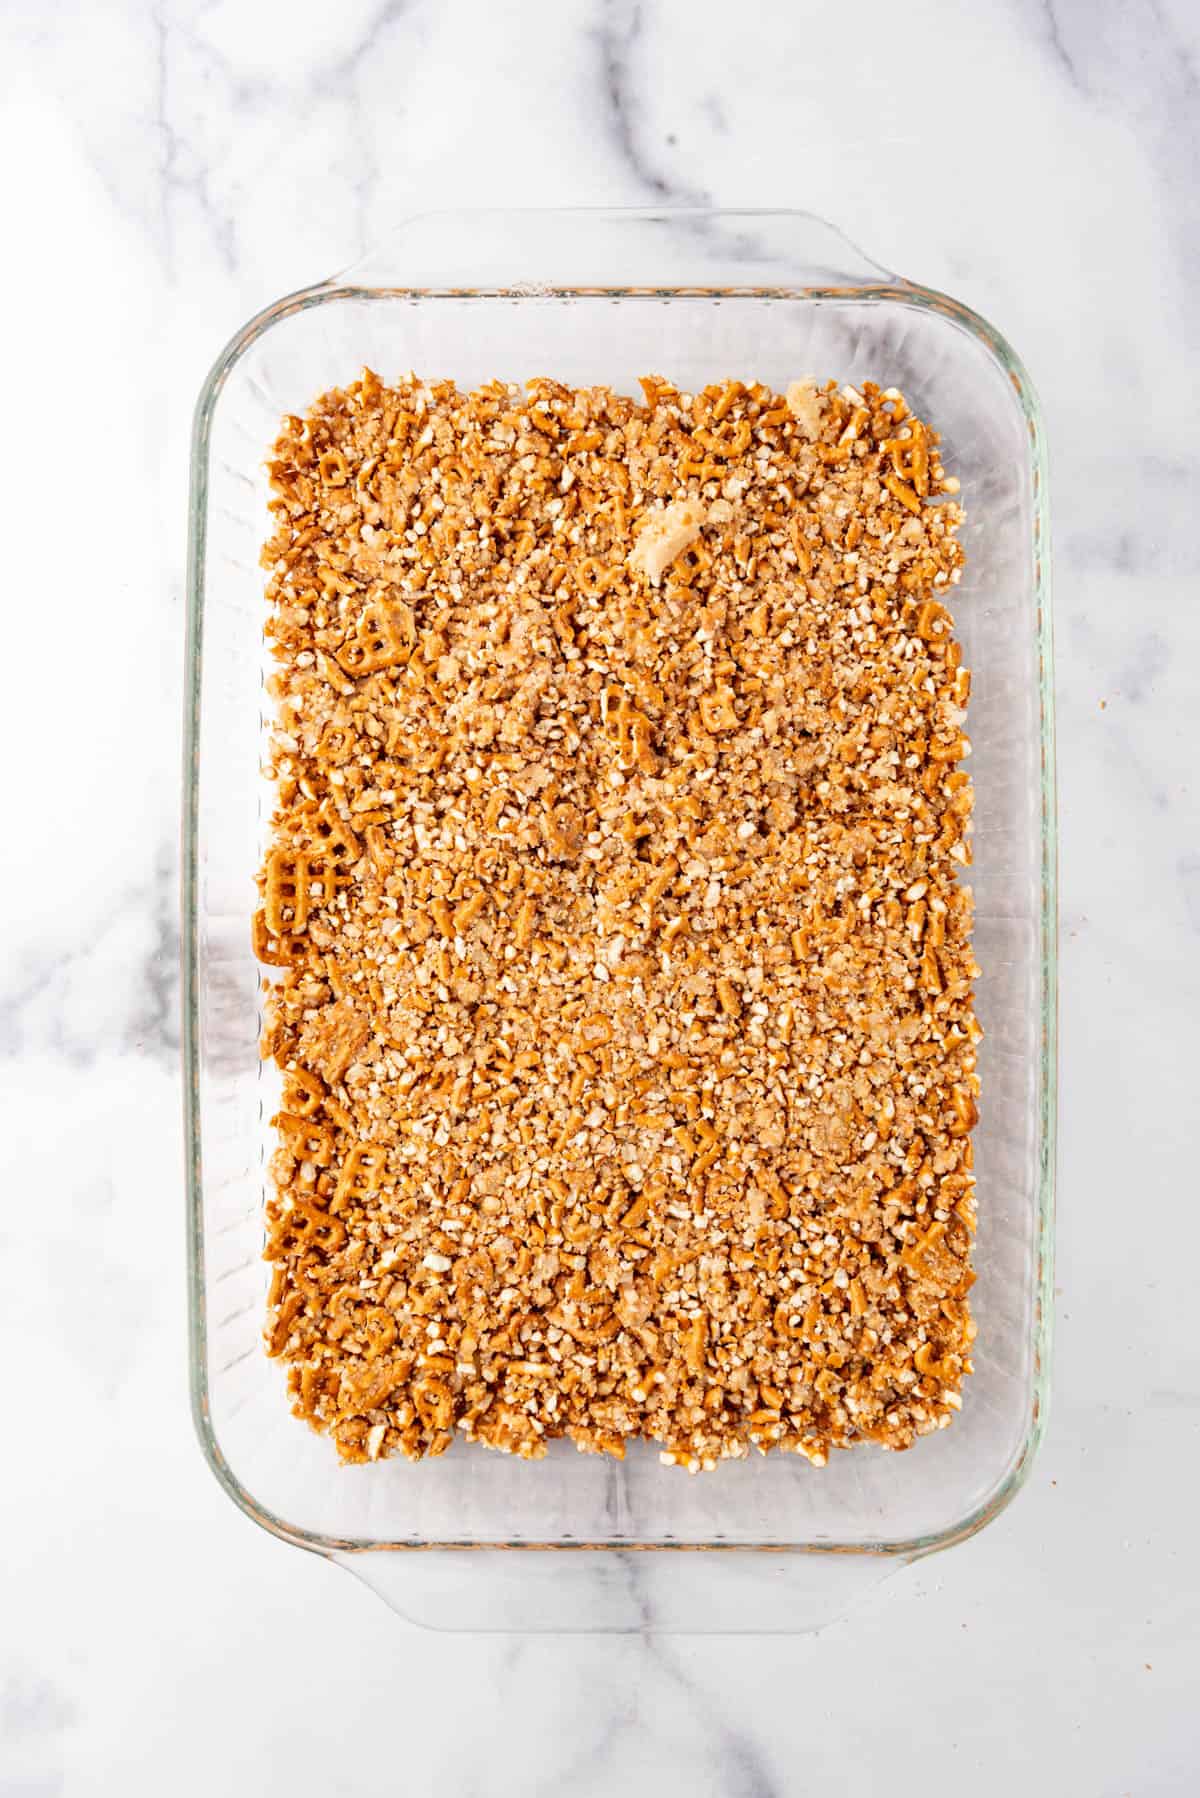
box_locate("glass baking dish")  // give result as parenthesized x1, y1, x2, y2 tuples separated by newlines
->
(184, 208, 1056, 1632)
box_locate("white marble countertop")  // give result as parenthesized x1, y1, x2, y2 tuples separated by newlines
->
(3, 0, 1198, 1791)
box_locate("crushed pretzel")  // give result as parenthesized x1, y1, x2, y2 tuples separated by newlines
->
(255, 369, 978, 1473)
(784, 378, 824, 440)
(628, 497, 708, 585)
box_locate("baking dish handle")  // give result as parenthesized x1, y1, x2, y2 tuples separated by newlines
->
(326, 208, 898, 295)
(333, 1546, 906, 1635)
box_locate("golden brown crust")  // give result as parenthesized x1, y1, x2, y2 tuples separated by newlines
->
(256, 370, 979, 1472)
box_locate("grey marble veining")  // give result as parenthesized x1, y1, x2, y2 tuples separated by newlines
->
(596, 2, 712, 205)
(1, 0, 1198, 1792)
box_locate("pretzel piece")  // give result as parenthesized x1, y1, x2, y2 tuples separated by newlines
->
(333, 1141, 389, 1211)
(335, 599, 416, 675)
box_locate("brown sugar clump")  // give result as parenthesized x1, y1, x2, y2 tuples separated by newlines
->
(255, 370, 979, 1473)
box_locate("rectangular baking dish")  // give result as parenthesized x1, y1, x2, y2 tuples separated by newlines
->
(184, 208, 1056, 1632)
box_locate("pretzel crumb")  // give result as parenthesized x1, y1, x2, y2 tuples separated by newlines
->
(256, 369, 978, 1472)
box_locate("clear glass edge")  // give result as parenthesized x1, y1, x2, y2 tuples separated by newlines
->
(182, 207, 1057, 1566)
